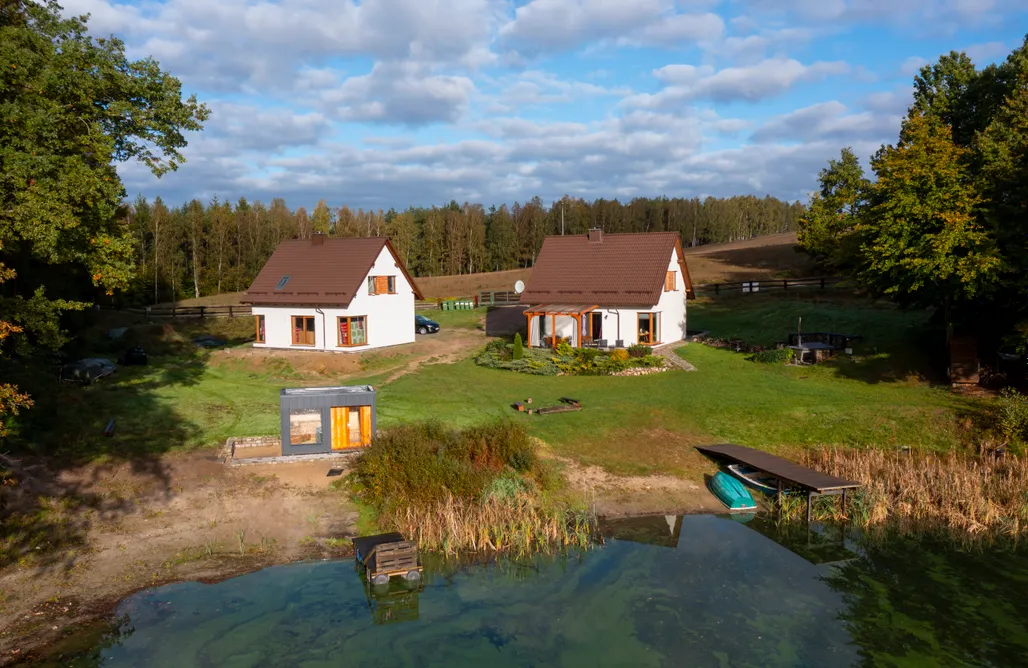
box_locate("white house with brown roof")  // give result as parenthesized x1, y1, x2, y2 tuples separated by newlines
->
(242, 234, 423, 353)
(519, 229, 694, 349)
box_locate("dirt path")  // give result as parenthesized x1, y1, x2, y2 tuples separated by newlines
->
(557, 457, 724, 517)
(0, 452, 359, 665)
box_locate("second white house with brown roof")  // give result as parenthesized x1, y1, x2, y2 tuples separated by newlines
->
(242, 233, 423, 353)
(519, 229, 694, 349)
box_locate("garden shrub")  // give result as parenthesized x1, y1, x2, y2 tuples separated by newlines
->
(999, 388, 1028, 442)
(575, 348, 602, 363)
(609, 349, 630, 363)
(634, 355, 666, 368)
(627, 344, 649, 358)
(513, 333, 524, 360)
(351, 420, 542, 510)
(555, 340, 575, 357)
(750, 348, 794, 364)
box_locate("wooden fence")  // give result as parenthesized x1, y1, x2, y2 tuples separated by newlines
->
(478, 290, 521, 306)
(117, 304, 253, 319)
(695, 276, 843, 295)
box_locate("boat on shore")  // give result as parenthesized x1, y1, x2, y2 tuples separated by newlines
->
(725, 464, 783, 495)
(708, 471, 758, 512)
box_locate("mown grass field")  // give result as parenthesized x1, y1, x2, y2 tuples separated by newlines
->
(5, 293, 984, 480)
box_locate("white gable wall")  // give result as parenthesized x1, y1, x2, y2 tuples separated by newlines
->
(252, 245, 416, 352)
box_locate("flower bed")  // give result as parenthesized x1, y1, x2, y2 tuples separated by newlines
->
(476, 340, 667, 376)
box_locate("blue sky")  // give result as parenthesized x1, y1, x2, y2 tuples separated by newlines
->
(63, 0, 1028, 211)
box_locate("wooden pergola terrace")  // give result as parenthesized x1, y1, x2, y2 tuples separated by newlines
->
(523, 304, 597, 349)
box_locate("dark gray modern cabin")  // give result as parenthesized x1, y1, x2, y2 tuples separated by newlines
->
(279, 386, 377, 455)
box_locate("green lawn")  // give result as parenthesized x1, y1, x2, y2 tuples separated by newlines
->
(6, 297, 985, 478)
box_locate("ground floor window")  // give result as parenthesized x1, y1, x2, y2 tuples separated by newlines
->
(289, 408, 322, 446)
(255, 314, 266, 343)
(638, 312, 660, 344)
(292, 315, 316, 346)
(338, 316, 368, 346)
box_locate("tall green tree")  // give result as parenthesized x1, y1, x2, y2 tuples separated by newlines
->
(797, 147, 870, 269)
(0, 0, 208, 348)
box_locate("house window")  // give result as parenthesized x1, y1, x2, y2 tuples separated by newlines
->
(289, 408, 322, 446)
(665, 271, 676, 292)
(638, 312, 660, 345)
(275, 276, 290, 290)
(368, 275, 396, 295)
(255, 315, 265, 343)
(338, 316, 368, 347)
(291, 316, 316, 346)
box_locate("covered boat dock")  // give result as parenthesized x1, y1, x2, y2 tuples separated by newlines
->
(695, 443, 861, 523)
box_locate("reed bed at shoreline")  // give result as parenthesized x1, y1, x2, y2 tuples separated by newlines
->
(391, 495, 593, 555)
(350, 420, 593, 554)
(797, 446, 1028, 538)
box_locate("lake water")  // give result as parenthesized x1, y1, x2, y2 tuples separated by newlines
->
(38, 514, 1028, 667)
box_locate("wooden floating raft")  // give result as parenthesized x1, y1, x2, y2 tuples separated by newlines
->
(695, 443, 861, 523)
(352, 532, 423, 586)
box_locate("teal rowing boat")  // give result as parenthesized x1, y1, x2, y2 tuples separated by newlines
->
(708, 471, 758, 511)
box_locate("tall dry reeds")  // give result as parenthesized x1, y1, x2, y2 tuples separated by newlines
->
(390, 494, 593, 555)
(800, 446, 1028, 539)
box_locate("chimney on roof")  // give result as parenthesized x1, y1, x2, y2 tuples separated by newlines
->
(587, 227, 603, 243)
(312, 232, 325, 246)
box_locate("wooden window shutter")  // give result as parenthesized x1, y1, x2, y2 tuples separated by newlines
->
(375, 276, 388, 295)
(665, 271, 676, 291)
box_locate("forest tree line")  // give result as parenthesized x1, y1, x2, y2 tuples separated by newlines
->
(125, 193, 804, 305)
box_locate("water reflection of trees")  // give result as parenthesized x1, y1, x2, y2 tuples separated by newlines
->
(823, 534, 1028, 667)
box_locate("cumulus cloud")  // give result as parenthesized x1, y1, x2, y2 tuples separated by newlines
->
(624, 58, 850, 108)
(752, 101, 901, 144)
(317, 63, 476, 125)
(963, 41, 1008, 63)
(62, 0, 1024, 212)
(64, 0, 499, 91)
(499, 0, 667, 53)
(617, 13, 726, 47)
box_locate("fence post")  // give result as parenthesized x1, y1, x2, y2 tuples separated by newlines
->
(200, 306, 206, 318)
(715, 284, 720, 295)
(146, 306, 151, 318)
(229, 305, 234, 318)
(171, 306, 177, 318)
(783, 279, 788, 290)
(820, 277, 826, 289)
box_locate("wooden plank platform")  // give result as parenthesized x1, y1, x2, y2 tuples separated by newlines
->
(695, 444, 859, 493)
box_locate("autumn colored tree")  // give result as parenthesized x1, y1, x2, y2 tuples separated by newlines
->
(853, 113, 1002, 320)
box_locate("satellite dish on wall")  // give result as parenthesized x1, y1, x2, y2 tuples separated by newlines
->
(514, 280, 525, 294)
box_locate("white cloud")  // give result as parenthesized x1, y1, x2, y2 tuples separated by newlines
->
(963, 41, 1008, 64)
(617, 13, 726, 47)
(900, 56, 929, 76)
(499, 0, 667, 54)
(752, 101, 901, 144)
(625, 58, 850, 107)
(319, 63, 476, 125)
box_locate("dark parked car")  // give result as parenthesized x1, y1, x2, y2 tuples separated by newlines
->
(415, 314, 440, 335)
(60, 358, 117, 385)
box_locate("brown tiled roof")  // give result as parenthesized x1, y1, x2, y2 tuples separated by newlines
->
(242, 236, 423, 306)
(519, 231, 694, 307)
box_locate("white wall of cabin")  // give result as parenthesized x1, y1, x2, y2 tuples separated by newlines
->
(252, 245, 416, 353)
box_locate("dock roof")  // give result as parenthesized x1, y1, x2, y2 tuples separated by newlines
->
(695, 443, 860, 493)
